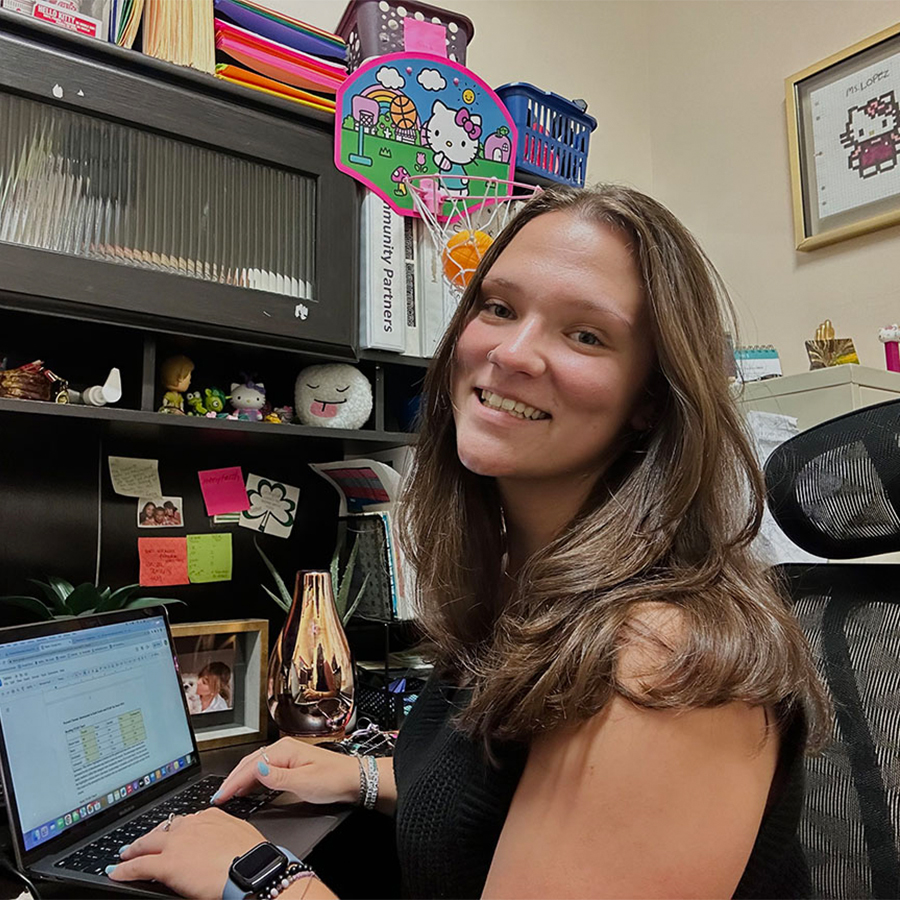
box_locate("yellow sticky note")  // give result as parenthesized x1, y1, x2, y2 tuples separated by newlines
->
(186, 534, 232, 583)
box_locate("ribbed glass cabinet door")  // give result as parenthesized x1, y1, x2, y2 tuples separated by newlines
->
(0, 91, 315, 300)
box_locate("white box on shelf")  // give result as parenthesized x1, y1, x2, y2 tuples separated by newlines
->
(359, 191, 406, 352)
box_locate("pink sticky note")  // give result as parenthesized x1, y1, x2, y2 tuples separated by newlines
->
(198, 467, 251, 516)
(139, 537, 189, 587)
(403, 17, 447, 57)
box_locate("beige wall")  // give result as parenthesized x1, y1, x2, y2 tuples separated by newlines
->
(270, 0, 900, 374)
(646, 1, 900, 375)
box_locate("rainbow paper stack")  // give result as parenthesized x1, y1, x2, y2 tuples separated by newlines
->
(213, 0, 347, 115)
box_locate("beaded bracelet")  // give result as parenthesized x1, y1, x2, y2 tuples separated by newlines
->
(356, 755, 379, 811)
(255, 861, 315, 900)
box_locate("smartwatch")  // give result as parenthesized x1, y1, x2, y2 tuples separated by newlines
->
(224, 842, 311, 900)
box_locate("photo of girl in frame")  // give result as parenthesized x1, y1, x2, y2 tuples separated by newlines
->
(173, 633, 237, 716)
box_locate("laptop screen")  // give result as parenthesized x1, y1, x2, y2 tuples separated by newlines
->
(0, 612, 195, 852)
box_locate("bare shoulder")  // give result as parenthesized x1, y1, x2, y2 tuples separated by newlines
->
(483, 604, 781, 899)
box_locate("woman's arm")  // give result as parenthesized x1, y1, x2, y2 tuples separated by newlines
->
(211, 739, 398, 815)
(482, 694, 779, 899)
(373, 756, 398, 816)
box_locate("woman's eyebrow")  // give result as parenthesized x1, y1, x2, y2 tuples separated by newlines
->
(481, 275, 637, 329)
(562, 295, 636, 329)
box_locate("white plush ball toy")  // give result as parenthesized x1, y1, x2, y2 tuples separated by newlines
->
(295, 364, 373, 429)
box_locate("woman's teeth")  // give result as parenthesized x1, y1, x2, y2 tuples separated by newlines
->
(479, 389, 549, 420)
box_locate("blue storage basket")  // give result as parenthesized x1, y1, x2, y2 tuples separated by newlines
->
(496, 82, 597, 188)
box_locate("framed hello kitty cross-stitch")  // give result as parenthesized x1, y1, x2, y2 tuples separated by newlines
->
(335, 52, 518, 216)
(787, 21, 900, 250)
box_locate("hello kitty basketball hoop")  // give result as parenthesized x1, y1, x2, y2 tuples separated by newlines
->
(408, 174, 541, 298)
(335, 51, 540, 296)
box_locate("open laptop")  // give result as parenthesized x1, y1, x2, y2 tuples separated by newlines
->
(0, 606, 276, 897)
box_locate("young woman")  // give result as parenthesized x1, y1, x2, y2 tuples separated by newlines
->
(108, 185, 830, 899)
(196, 662, 232, 713)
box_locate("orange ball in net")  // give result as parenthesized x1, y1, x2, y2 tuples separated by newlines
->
(441, 230, 494, 289)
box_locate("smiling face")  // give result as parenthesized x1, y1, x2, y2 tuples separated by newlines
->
(451, 211, 655, 497)
(294, 364, 373, 429)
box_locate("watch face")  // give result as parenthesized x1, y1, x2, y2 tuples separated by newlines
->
(231, 843, 287, 891)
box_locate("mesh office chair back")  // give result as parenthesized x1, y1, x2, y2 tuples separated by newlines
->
(765, 397, 900, 899)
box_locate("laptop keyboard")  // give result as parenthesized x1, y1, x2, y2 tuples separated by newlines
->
(54, 775, 278, 877)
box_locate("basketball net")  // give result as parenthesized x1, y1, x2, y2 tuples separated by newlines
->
(408, 175, 541, 300)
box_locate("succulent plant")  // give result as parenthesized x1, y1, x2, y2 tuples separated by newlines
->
(255, 537, 368, 626)
(0, 577, 184, 621)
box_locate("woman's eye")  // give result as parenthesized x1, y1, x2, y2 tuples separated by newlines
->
(484, 302, 513, 319)
(574, 331, 602, 346)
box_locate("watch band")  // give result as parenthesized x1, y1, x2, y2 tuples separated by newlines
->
(223, 846, 311, 900)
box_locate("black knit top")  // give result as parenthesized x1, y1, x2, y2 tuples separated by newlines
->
(393, 678, 809, 900)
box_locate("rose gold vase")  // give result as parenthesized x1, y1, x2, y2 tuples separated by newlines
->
(267, 570, 355, 740)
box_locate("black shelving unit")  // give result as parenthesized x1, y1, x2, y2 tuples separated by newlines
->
(0, 14, 426, 629)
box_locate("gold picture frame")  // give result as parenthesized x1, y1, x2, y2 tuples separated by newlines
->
(170, 619, 268, 751)
(786, 21, 900, 250)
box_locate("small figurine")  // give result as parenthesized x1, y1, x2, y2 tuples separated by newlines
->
(185, 390, 207, 415)
(879, 325, 900, 373)
(294, 364, 372, 430)
(158, 355, 194, 415)
(230, 379, 266, 421)
(203, 387, 228, 417)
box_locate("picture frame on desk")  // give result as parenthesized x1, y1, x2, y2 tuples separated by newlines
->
(170, 619, 268, 751)
(786, 21, 900, 251)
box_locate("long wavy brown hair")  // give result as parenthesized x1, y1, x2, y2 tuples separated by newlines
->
(399, 183, 830, 749)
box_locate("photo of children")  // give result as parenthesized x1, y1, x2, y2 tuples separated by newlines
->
(173, 633, 236, 716)
(137, 496, 183, 528)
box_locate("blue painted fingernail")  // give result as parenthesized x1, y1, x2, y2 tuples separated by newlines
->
(105, 865, 117, 877)
(210, 791, 220, 804)
(257, 760, 269, 776)
(119, 844, 130, 856)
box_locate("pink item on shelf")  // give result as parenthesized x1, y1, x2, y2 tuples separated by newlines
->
(403, 17, 446, 57)
(215, 19, 346, 94)
(880, 324, 900, 372)
(216, 19, 346, 78)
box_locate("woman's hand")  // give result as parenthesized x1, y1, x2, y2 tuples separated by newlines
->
(108, 808, 263, 899)
(212, 738, 360, 807)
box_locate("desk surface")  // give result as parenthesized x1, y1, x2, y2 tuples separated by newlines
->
(0, 742, 349, 899)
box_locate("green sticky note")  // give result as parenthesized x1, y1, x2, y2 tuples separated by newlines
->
(186, 534, 233, 583)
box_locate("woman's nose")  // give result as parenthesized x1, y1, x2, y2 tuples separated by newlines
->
(487, 323, 546, 377)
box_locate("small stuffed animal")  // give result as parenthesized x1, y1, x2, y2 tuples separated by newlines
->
(185, 390, 207, 415)
(230, 379, 266, 421)
(295, 364, 372, 429)
(203, 387, 228, 417)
